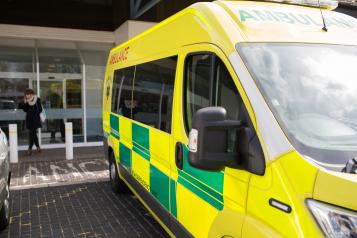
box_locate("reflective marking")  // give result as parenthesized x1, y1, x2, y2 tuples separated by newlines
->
(229, 52, 293, 161)
(237, 9, 357, 29)
(188, 129, 198, 153)
(269, 198, 292, 213)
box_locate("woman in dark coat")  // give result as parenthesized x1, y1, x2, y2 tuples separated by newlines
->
(19, 88, 43, 156)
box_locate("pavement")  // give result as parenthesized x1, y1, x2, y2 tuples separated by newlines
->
(0, 147, 169, 238)
(18, 146, 105, 162)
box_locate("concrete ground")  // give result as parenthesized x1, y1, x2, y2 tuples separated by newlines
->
(0, 147, 169, 238)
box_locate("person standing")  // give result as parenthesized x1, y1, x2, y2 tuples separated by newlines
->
(19, 88, 43, 156)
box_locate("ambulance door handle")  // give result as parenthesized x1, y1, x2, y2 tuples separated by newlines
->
(175, 142, 184, 170)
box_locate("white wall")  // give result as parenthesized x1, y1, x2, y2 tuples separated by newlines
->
(114, 20, 156, 46)
(0, 21, 156, 47)
(0, 24, 114, 43)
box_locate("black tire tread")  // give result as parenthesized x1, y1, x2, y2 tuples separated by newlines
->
(109, 153, 127, 194)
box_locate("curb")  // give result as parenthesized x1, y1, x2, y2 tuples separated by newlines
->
(10, 177, 109, 191)
(11, 156, 107, 165)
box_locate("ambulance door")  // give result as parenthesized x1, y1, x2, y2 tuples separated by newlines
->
(170, 44, 251, 237)
(130, 57, 177, 231)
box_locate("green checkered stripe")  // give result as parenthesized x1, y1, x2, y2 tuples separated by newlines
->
(178, 146, 224, 211)
(110, 114, 120, 139)
(110, 113, 224, 219)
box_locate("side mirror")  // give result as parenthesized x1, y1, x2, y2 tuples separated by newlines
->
(188, 107, 265, 175)
(188, 107, 242, 171)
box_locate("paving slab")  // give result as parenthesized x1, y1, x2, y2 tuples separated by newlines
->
(0, 182, 169, 238)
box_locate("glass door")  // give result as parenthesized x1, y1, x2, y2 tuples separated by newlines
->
(64, 78, 83, 142)
(40, 77, 84, 144)
(38, 45, 83, 145)
(40, 79, 65, 144)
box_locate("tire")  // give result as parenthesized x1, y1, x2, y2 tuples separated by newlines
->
(109, 153, 127, 194)
(0, 183, 10, 231)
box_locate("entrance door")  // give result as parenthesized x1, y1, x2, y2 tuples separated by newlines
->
(40, 76, 83, 144)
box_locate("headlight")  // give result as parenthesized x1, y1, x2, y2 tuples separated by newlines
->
(307, 199, 357, 238)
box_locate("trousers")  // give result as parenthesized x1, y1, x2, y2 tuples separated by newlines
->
(28, 129, 39, 150)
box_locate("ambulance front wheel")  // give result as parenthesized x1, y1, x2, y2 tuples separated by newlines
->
(109, 153, 127, 194)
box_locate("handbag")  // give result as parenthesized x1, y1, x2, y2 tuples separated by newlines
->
(36, 102, 46, 123)
(40, 109, 46, 123)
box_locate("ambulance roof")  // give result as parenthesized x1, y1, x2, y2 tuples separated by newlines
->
(216, 1, 357, 45)
(110, 1, 357, 61)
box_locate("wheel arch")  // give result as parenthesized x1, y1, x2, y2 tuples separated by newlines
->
(103, 136, 114, 163)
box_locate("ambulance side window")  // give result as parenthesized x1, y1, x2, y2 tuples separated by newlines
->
(214, 58, 253, 152)
(111, 71, 121, 112)
(184, 54, 211, 130)
(214, 57, 248, 124)
(184, 53, 252, 135)
(132, 56, 177, 133)
(111, 66, 135, 118)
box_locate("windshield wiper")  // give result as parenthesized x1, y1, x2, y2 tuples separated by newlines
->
(342, 157, 357, 174)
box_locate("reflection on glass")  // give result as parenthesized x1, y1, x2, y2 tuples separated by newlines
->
(39, 49, 81, 74)
(66, 79, 82, 108)
(0, 45, 35, 145)
(132, 57, 177, 133)
(0, 47, 34, 73)
(238, 43, 357, 169)
(185, 54, 211, 130)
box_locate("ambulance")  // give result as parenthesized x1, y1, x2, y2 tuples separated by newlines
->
(102, 0, 357, 237)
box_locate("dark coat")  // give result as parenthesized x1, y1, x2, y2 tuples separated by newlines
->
(19, 97, 43, 130)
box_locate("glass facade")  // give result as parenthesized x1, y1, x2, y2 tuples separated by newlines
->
(0, 37, 112, 148)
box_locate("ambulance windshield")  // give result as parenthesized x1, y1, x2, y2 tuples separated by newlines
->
(237, 43, 357, 170)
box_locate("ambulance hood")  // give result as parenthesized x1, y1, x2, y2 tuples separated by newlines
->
(313, 169, 357, 211)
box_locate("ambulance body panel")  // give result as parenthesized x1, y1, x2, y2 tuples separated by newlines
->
(102, 1, 357, 237)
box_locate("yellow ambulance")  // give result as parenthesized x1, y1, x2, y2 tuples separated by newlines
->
(102, 0, 357, 237)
